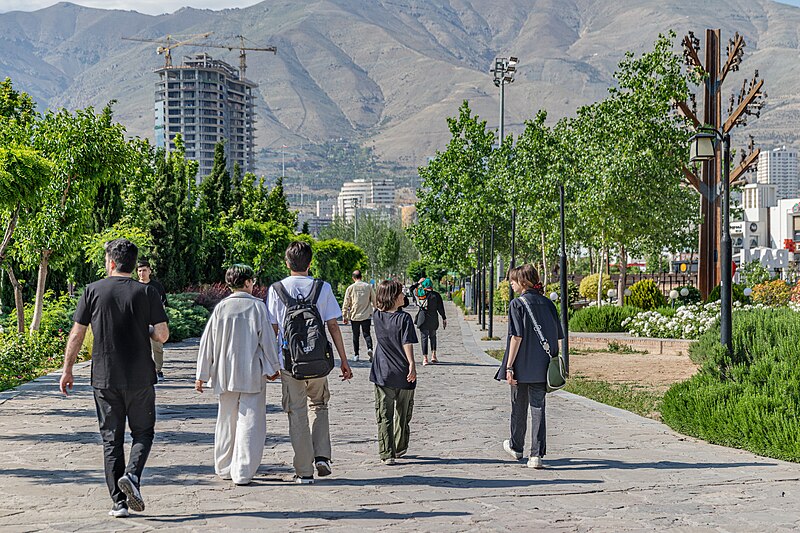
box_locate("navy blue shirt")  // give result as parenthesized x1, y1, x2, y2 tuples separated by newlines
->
(495, 291, 563, 384)
(370, 309, 419, 390)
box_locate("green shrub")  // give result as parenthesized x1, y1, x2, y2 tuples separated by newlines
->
(663, 308, 800, 462)
(706, 283, 748, 304)
(0, 331, 70, 392)
(674, 285, 701, 305)
(1, 291, 77, 338)
(627, 279, 666, 310)
(569, 305, 642, 333)
(494, 280, 512, 315)
(545, 280, 580, 305)
(578, 274, 613, 301)
(166, 294, 210, 342)
(751, 280, 791, 307)
(740, 260, 773, 288)
(654, 306, 677, 318)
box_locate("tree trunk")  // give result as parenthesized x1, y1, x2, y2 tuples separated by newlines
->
(617, 245, 627, 307)
(597, 248, 605, 305)
(29, 250, 51, 334)
(540, 231, 548, 286)
(588, 247, 594, 275)
(6, 267, 25, 334)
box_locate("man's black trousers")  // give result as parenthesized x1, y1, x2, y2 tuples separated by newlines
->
(93, 386, 155, 503)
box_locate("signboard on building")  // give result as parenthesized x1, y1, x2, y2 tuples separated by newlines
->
(740, 247, 790, 269)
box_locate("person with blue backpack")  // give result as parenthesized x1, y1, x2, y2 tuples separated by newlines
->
(267, 241, 353, 484)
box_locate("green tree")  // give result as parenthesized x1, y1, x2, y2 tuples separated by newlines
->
(378, 229, 401, 277)
(221, 218, 295, 284)
(15, 104, 129, 332)
(312, 239, 368, 296)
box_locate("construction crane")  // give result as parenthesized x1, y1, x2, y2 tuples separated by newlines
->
(121, 32, 213, 68)
(185, 35, 277, 80)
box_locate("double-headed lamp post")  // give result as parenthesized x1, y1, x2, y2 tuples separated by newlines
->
(689, 127, 732, 354)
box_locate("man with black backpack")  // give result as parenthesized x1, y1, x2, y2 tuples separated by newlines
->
(268, 241, 353, 484)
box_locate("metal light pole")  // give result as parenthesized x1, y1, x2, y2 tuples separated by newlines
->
(559, 184, 569, 373)
(509, 206, 516, 302)
(481, 233, 487, 330)
(689, 127, 732, 354)
(489, 225, 495, 338)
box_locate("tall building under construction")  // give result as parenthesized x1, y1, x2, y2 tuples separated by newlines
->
(155, 53, 256, 178)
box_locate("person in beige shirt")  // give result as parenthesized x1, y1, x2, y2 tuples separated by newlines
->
(342, 270, 376, 362)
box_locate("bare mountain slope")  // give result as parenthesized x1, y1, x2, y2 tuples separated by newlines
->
(1, 0, 799, 171)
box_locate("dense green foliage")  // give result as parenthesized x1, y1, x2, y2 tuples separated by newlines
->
(569, 305, 643, 333)
(545, 280, 580, 305)
(0, 331, 69, 391)
(311, 239, 369, 296)
(674, 285, 701, 305)
(579, 274, 614, 301)
(706, 283, 749, 304)
(165, 293, 211, 342)
(628, 279, 667, 310)
(751, 280, 791, 307)
(663, 308, 800, 461)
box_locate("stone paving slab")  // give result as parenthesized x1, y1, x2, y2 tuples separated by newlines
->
(1, 303, 799, 531)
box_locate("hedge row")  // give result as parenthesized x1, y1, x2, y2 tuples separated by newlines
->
(662, 308, 800, 462)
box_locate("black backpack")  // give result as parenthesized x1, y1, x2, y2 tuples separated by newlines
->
(271, 279, 335, 380)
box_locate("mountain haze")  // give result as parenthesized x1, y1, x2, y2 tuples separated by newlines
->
(1, 0, 799, 172)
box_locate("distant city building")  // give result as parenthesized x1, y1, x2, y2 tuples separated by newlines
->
(155, 53, 256, 180)
(316, 200, 335, 218)
(335, 178, 396, 221)
(756, 146, 798, 200)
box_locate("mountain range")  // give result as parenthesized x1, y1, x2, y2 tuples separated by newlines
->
(1, 0, 799, 175)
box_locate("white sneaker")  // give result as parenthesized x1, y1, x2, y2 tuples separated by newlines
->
(108, 502, 129, 518)
(503, 439, 522, 460)
(315, 459, 332, 477)
(354, 354, 360, 362)
(382, 457, 396, 466)
(293, 475, 315, 484)
(528, 456, 544, 469)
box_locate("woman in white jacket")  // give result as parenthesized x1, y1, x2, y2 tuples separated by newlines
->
(195, 264, 281, 485)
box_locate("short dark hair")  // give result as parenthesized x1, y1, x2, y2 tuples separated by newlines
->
(137, 259, 151, 269)
(375, 279, 403, 311)
(105, 238, 138, 274)
(509, 264, 540, 290)
(225, 264, 254, 289)
(285, 241, 312, 272)
(352, 270, 362, 279)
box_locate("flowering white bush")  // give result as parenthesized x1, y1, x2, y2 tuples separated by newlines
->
(622, 301, 771, 340)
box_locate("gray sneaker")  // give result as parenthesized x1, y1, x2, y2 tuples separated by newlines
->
(503, 439, 522, 460)
(528, 456, 544, 469)
(108, 501, 129, 518)
(117, 473, 144, 512)
(293, 475, 314, 484)
(382, 457, 396, 466)
(367, 349, 373, 362)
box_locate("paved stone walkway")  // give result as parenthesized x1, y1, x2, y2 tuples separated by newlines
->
(1, 302, 800, 531)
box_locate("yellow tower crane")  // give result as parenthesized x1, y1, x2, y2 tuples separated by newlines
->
(121, 32, 214, 68)
(184, 35, 277, 80)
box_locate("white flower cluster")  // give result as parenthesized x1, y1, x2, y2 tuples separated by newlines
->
(622, 301, 773, 340)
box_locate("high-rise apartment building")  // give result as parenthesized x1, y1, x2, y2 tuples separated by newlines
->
(756, 146, 799, 200)
(155, 53, 256, 179)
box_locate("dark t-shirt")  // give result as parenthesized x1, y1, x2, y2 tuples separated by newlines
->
(494, 291, 564, 383)
(144, 278, 168, 307)
(74, 277, 169, 389)
(369, 309, 419, 390)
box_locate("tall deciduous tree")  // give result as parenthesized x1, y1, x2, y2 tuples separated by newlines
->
(15, 104, 128, 332)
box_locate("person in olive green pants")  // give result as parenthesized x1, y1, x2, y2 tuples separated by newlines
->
(369, 280, 418, 465)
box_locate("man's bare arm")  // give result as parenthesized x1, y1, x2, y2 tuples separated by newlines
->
(151, 322, 169, 343)
(59, 323, 88, 395)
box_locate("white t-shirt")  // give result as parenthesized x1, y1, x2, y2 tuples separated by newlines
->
(268, 276, 342, 368)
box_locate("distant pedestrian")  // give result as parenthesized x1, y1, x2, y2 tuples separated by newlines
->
(495, 264, 563, 469)
(267, 241, 353, 484)
(342, 270, 376, 362)
(369, 279, 418, 465)
(136, 260, 168, 382)
(59, 238, 169, 518)
(410, 277, 447, 365)
(195, 264, 281, 486)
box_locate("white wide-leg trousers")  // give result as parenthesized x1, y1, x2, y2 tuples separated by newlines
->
(215, 387, 266, 484)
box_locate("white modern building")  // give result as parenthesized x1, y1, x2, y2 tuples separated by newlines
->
(335, 179, 395, 221)
(756, 146, 799, 200)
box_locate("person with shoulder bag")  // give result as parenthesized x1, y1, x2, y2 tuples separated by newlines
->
(494, 264, 563, 469)
(409, 278, 447, 365)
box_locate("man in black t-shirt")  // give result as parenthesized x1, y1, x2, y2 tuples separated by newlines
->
(137, 259, 168, 382)
(60, 238, 169, 518)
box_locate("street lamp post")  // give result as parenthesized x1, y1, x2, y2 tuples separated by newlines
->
(481, 232, 487, 330)
(689, 127, 732, 354)
(489, 225, 495, 338)
(558, 183, 569, 374)
(509, 206, 516, 302)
